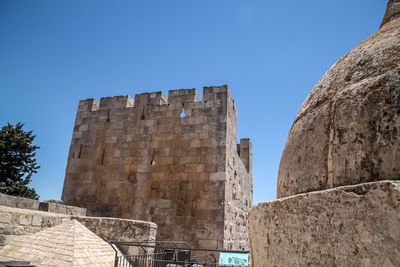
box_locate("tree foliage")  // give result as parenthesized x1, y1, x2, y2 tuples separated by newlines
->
(0, 122, 40, 199)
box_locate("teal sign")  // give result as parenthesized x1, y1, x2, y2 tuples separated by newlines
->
(219, 252, 249, 266)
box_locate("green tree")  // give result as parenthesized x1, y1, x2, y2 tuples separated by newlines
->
(0, 122, 40, 199)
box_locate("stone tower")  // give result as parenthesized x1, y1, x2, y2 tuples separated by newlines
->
(62, 85, 253, 250)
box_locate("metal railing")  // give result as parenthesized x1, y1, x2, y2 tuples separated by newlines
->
(114, 253, 247, 267)
(110, 241, 249, 267)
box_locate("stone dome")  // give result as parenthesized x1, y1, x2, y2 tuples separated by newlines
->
(277, 0, 400, 198)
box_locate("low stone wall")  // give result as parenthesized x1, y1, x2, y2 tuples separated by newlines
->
(249, 181, 400, 267)
(38, 201, 86, 216)
(0, 205, 157, 247)
(0, 193, 39, 210)
(75, 216, 157, 242)
(0, 193, 86, 216)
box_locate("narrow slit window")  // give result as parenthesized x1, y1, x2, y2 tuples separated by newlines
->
(150, 149, 156, 165)
(100, 149, 105, 165)
(106, 109, 110, 122)
(78, 144, 82, 159)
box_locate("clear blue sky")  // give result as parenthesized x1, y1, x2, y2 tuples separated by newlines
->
(0, 0, 386, 204)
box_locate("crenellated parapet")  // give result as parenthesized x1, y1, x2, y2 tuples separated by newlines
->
(72, 86, 235, 135)
(76, 85, 230, 113)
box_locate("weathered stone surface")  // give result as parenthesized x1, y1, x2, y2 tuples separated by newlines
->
(38, 201, 87, 216)
(381, 0, 400, 28)
(61, 85, 252, 250)
(249, 180, 400, 267)
(0, 193, 39, 210)
(277, 11, 400, 198)
(0, 205, 156, 247)
(0, 193, 87, 216)
(0, 220, 115, 267)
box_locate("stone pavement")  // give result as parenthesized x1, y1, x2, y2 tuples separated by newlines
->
(0, 219, 115, 266)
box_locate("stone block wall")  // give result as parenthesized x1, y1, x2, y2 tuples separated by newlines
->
(0, 205, 157, 247)
(249, 181, 400, 266)
(38, 201, 86, 215)
(0, 193, 39, 211)
(0, 193, 86, 216)
(62, 85, 252, 250)
(224, 93, 253, 250)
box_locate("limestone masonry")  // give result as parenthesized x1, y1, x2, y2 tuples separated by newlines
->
(0, 220, 116, 266)
(62, 85, 253, 250)
(277, 0, 400, 198)
(250, 1, 400, 266)
(250, 181, 400, 266)
(0, 193, 156, 248)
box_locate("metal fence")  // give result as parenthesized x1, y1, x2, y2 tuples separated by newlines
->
(110, 241, 249, 267)
(114, 253, 219, 267)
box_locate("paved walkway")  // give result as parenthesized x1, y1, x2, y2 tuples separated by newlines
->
(0, 219, 115, 266)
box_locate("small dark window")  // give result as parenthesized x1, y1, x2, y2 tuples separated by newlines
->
(141, 108, 145, 120)
(106, 109, 110, 122)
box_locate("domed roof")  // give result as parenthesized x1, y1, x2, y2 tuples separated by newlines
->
(277, 0, 400, 198)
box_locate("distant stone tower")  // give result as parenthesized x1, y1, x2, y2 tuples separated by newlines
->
(62, 85, 253, 250)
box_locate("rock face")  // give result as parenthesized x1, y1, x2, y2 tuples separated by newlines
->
(249, 181, 400, 267)
(249, 2, 400, 266)
(381, 0, 400, 28)
(277, 1, 400, 198)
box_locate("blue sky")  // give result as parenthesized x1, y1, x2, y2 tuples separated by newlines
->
(0, 0, 386, 204)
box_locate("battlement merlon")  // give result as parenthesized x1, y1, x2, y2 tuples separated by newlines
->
(168, 89, 199, 104)
(134, 92, 167, 107)
(203, 84, 230, 102)
(238, 138, 252, 174)
(99, 95, 134, 110)
(77, 99, 100, 112)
